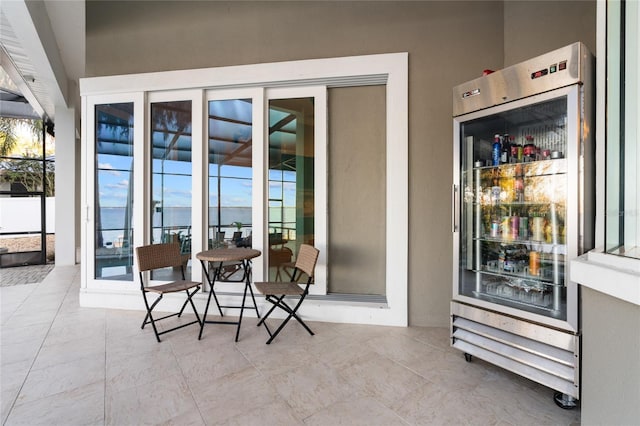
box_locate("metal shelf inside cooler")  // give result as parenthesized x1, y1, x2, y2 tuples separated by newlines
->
(473, 236, 567, 254)
(474, 266, 565, 286)
(467, 158, 568, 177)
(471, 290, 560, 313)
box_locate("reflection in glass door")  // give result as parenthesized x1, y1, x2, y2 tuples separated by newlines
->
(207, 99, 253, 248)
(94, 103, 134, 280)
(268, 97, 315, 281)
(150, 101, 193, 279)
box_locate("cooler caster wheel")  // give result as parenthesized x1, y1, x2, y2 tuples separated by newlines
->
(464, 353, 473, 362)
(553, 392, 578, 409)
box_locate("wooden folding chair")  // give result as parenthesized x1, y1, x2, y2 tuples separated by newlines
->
(135, 242, 202, 342)
(255, 244, 319, 344)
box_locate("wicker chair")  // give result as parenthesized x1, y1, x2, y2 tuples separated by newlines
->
(135, 242, 202, 342)
(255, 244, 319, 344)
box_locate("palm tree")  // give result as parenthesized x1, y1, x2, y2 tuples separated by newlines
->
(0, 117, 41, 156)
(0, 117, 53, 195)
(0, 117, 19, 156)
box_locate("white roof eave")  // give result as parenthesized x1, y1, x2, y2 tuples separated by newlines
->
(0, 0, 73, 120)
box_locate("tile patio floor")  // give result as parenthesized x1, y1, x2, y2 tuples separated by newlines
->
(1, 265, 580, 425)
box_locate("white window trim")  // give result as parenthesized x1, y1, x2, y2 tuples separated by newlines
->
(571, 0, 640, 307)
(80, 53, 409, 326)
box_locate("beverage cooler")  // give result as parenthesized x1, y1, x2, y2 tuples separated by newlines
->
(450, 43, 594, 407)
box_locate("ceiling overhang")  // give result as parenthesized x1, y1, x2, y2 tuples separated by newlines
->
(0, 0, 78, 121)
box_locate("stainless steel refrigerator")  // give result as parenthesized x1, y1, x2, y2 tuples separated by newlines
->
(451, 42, 594, 407)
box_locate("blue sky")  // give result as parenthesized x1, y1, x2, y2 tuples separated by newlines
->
(97, 156, 295, 209)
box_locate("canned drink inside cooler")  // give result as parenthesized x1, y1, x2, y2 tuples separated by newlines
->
(519, 217, 529, 239)
(510, 216, 519, 239)
(501, 217, 511, 239)
(529, 251, 540, 276)
(490, 220, 500, 237)
(532, 216, 545, 241)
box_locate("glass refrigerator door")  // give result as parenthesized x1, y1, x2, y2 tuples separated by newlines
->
(458, 95, 569, 321)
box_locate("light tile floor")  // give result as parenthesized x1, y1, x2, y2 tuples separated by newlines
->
(1, 265, 581, 425)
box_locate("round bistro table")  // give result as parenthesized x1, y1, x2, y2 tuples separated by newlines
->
(196, 248, 261, 342)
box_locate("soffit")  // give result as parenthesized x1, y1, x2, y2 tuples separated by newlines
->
(0, 9, 49, 119)
(0, 0, 85, 122)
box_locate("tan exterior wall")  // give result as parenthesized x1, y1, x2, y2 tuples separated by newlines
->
(504, 0, 596, 66)
(86, 1, 594, 326)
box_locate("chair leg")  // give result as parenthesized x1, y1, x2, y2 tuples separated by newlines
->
(270, 296, 314, 336)
(201, 260, 224, 316)
(141, 291, 163, 343)
(247, 284, 261, 319)
(235, 281, 250, 342)
(263, 293, 313, 344)
(256, 294, 286, 338)
(266, 315, 292, 344)
(142, 290, 202, 342)
(290, 310, 315, 336)
(199, 285, 215, 340)
(176, 294, 190, 316)
(261, 295, 313, 335)
(257, 294, 284, 327)
(185, 287, 202, 326)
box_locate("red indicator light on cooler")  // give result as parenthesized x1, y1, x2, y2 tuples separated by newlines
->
(558, 60, 567, 71)
(531, 69, 548, 79)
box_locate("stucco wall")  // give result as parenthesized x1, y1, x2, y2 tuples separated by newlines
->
(504, 0, 596, 66)
(86, 1, 594, 326)
(581, 287, 640, 423)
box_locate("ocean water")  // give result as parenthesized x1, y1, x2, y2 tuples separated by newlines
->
(97, 206, 293, 245)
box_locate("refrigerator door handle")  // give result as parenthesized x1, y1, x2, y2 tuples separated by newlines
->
(452, 184, 459, 233)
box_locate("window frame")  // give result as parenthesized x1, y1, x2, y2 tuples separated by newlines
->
(147, 90, 202, 282)
(82, 93, 144, 291)
(266, 86, 328, 295)
(604, 0, 640, 258)
(204, 87, 266, 291)
(81, 53, 409, 326)
(570, 0, 640, 307)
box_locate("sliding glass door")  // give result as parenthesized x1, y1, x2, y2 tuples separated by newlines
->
(207, 98, 253, 248)
(267, 88, 326, 293)
(81, 53, 406, 325)
(93, 102, 135, 280)
(268, 97, 315, 281)
(150, 100, 193, 279)
(86, 87, 326, 294)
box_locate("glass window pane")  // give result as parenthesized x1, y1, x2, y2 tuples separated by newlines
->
(268, 97, 315, 281)
(94, 102, 134, 280)
(605, 0, 640, 258)
(208, 99, 252, 247)
(605, 0, 623, 254)
(151, 100, 192, 279)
